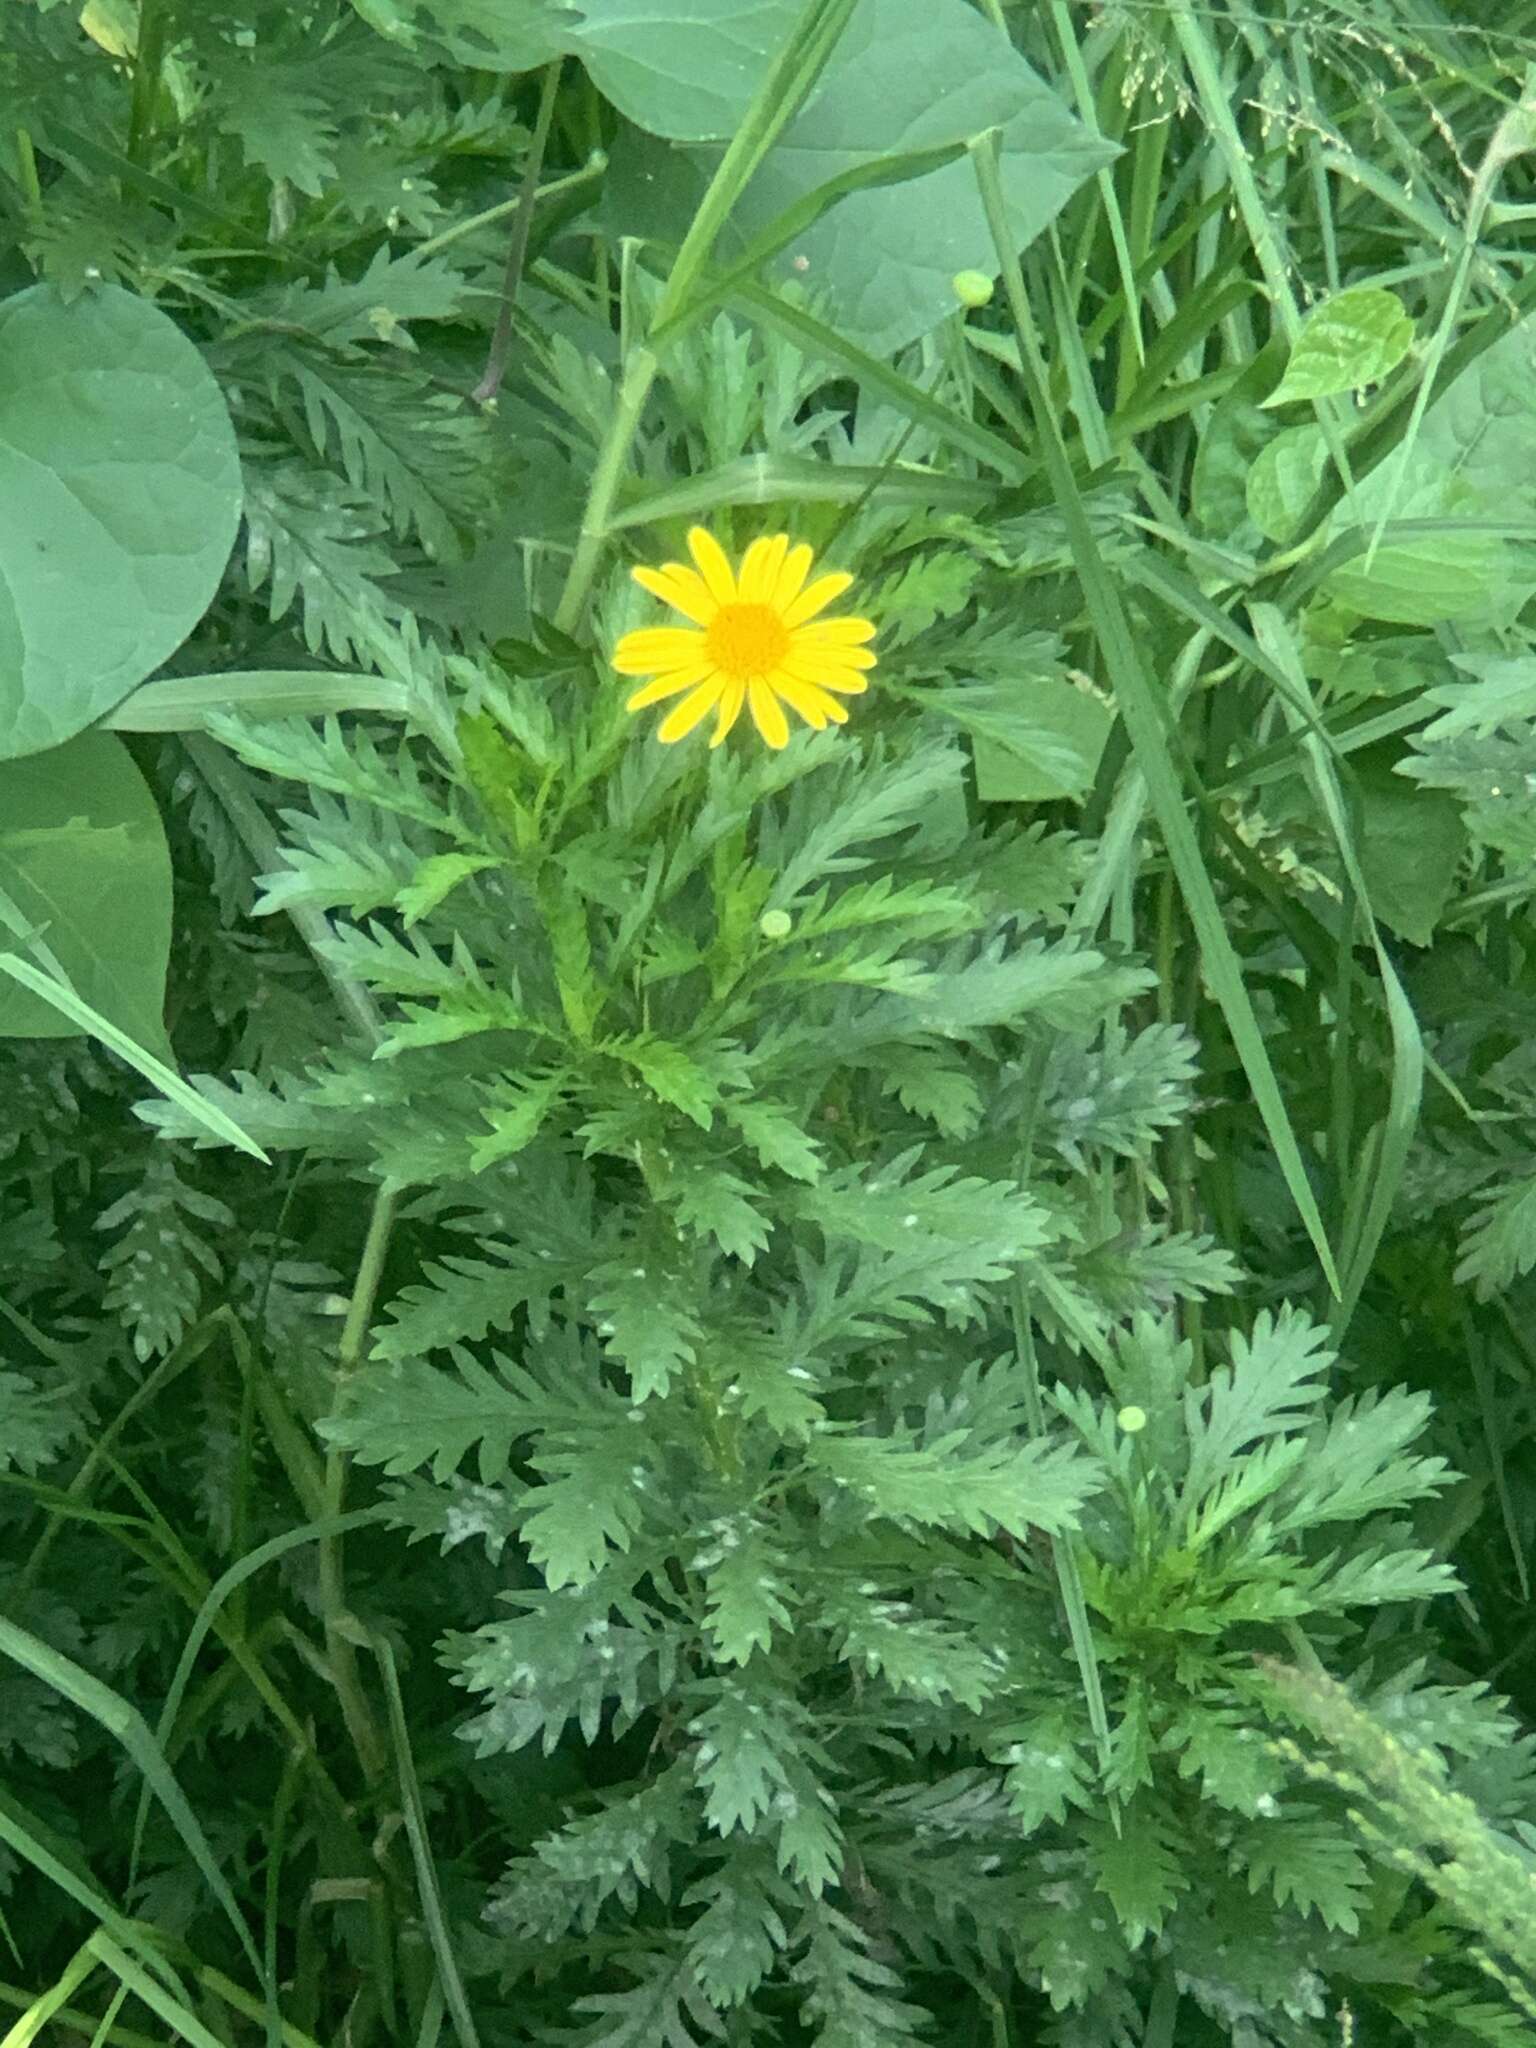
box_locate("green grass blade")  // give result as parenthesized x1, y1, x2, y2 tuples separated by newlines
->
(651, 139, 968, 346)
(732, 280, 1033, 480)
(0, 1791, 176, 1984)
(972, 130, 1339, 1291)
(131, 1508, 393, 1871)
(609, 451, 998, 529)
(0, 1944, 97, 2048)
(83, 1937, 230, 2048)
(649, 0, 861, 334)
(0, 957, 268, 1162)
(105, 672, 411, 732)
(1248, 605, 1424, 1332)
(370, 1635, 481, 2048)
(0, 1620, 263, 1982)
(152, 1510, 392, 1754)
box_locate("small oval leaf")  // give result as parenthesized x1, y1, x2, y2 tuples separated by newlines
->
(1262, 285, 1414, 408)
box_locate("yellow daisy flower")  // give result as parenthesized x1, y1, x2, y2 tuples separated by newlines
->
(613, 527, 877, 750)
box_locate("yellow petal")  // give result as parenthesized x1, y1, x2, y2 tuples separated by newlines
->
(687, 528, 738, 604)
(632, 563, 717, 626)
(782, 659, 868, 697)
(658, 676, 727, 742)
(709, 678, 747, 748)
(738, 533, 789, 604)
(794, 616, 877, 647)
(783, 570, 854, 628)
(612, 627, 707, 675)
(748, 678, 790, 750)
(772, 542, 815, 610)
(789, 641, 877, 673)
(626, 663, 715, 711)
(773, 674, 848, 730)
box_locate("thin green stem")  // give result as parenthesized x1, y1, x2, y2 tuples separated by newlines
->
(126, 0, 175, 168)
(13, 129, 42, 229)
(552, 343, 659, 633)
(1168, 1, 1299, 339)
(472, 61, 564, 405)
(412, 157, 604, 263)
(971, 125, 1339, 1293)
(649, 0, 859, 335)
(551, 0, 859, 631)
(316, 1182, 401, 1786)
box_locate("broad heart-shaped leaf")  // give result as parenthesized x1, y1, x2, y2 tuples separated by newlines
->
(1246, 424, 1328, 544)
(580, 0, 1114, 353)
(1262, 285, 1414, 407)
(1352, 754, 1466, 947)
(0, 284, 241, 759)
(1251, 425, 1525, 625)
(564, 0, 791, 133)
(1305, 308, 1536, 625)
(961, 675, 1114, 804)
(0, 731, 173, 1054)
(1189, 339, 1287, 538)
(414, 0, 574, 66)
(743, 0, 1117, 353)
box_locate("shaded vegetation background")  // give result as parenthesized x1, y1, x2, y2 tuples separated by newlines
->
(8, 1, 1536, 2044)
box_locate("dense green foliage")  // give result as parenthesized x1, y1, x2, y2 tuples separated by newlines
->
(8, 2, 1536, 2044)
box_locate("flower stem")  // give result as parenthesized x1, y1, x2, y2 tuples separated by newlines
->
(551, 0, 858, 631)
(553, 343, 658, 633)
(649, 0, 860, 336)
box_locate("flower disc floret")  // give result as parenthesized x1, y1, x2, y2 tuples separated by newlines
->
(612, 527, 877, 750)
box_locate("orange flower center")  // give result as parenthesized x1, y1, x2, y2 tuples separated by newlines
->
(705, 602, 790, 681)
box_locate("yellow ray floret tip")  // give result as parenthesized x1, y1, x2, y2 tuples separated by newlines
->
(613, 530, 876, 750)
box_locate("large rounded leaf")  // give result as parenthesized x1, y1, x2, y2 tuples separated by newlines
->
(577, 0, 1115, 353)
(0, 284, 242, 760)
(0, 731, 173, 1052)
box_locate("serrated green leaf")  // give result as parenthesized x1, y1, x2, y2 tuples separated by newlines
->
(724, 1098, 824, 1182)
(1169, 1711, 1287, 1817)
(672, 1165, 772, 1264)
(1083, 1801, 1186, 1945)
(703, 1529, 793, 1665)
(610, 1036, 721, 1128)
(993, 1712, 1093, 1834)
(0, 1369, 81, 1475)
(684, 1856, 787, 2008)
(1234, 1810, 1368, 1933)
(522, 1443, 648, 1590)
(320, 1347, 572, 1483)
(589, 1263, 700, 1401)
(811, 1429, 1094, 1540)
(398, 851, 499, 927)
(1457, 1173, 1536, 1298)
(825, 1596, 1000, 1709)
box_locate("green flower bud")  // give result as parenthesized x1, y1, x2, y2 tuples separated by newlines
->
(1116, 1404, 1148, 1434)
(952, 269, 995, 309)
(759, 909, 793, 940)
